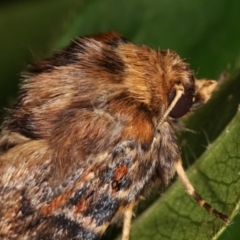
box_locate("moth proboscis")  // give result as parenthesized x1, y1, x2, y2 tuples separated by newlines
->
(0, 31, 229, 240)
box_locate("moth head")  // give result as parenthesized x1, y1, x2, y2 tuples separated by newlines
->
(169, 78, 217, 119)
(159, 50, 217, 119)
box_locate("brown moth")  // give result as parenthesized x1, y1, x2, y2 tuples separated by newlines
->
(0, 32, 229, 240)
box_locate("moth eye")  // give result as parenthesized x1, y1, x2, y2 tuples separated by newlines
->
(169, 88, 194, 118)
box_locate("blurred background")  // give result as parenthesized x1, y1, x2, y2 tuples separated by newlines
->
(0, 0, 240, 239)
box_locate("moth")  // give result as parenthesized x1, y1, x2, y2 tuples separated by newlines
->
(0, 32, 229, 240)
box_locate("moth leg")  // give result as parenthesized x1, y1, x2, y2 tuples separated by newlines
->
(175, 159, 230, 224)
(158, 84, 184, 125)
(122, 203, 134, 240)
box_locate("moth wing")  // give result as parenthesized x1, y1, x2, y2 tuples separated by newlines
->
(0, 112, 156, 240)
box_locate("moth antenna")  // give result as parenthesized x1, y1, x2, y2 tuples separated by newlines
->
(158, 84, 184, 126)
(122, 203, 134, 240)
(175, 159, 230, 224)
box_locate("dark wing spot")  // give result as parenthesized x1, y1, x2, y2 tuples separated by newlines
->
(95, 48, 125, 75)
(5, 113, 40, 139)
(51, 215, 99, 239)
(20, 189, 34, 217)
(0, 140, 17, 154)
(83, 193, 120, 226)
(105, 35, 129, 48)
(68, 186, 90, 206)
